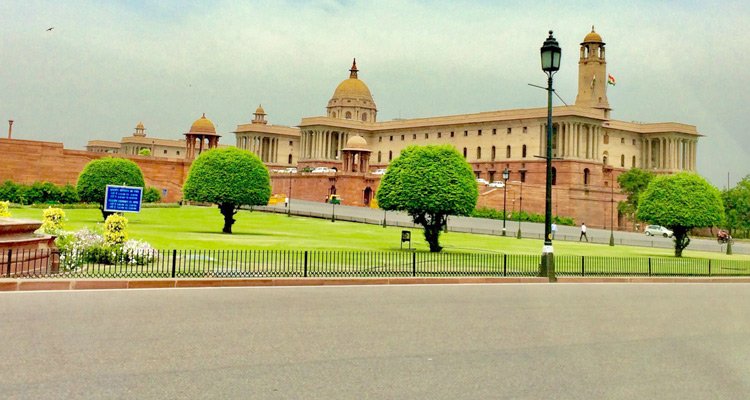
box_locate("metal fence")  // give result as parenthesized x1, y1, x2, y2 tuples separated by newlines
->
(3, 248, 750, 279)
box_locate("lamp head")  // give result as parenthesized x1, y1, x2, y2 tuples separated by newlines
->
(540, 30, 562, 74)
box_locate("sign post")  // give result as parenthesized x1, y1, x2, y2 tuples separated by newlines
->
(104, 185, 143, 213)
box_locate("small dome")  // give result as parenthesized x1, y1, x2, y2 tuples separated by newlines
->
(189, 113, 216, 134)
(136, 121, 144, 130)
(345, 135, 368, 149)
(255, 105, 265, 115)
(583, 26, 603, 43)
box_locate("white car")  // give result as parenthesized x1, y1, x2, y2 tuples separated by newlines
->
(311, 167, 332, 173)
(372, 168, 387, 175)
(644, 225, 673, 238)
(488, 181, 505, 188)
(476, 178, 489, 185)
(283, 167, 298, 174)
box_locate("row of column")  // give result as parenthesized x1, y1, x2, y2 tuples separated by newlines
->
(539, 122, 601, 160)
(300, 130, 349, 160)
(186, 134, 219, 160)
(642, 137, 696, 171)
(236, 135, 279, 163)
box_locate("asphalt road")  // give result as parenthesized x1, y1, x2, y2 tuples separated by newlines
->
(2, 284, 749, 399)
(266, 200, 748, 255)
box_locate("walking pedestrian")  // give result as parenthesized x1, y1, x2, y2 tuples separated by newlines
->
(551, 222, 557, 240)
(579, 222, 588, 242)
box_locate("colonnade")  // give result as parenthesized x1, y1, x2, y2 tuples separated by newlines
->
(299, 130, 349, 161)
(236, 135, 280, 163)
(641, 137, 697, 171)
(540, 122, 602, 160)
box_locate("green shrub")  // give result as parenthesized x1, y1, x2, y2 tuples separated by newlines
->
(0, 180, 21, 203)
(23, 181, 62, 205)
(76, 157, 145, 220)
(143, 187, 162, 203)
(40, 207, 65, 234)
(472, 206, 575, 226)
(59, 184, 80, 204)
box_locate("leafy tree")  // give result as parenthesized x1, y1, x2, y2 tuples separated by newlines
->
(59, 184, 80, 204)
(376, 145, 478, 252)
(138, 148, 151, 156)
(182, 147, 271, 234)
(143, 187, 162, 203)
(616, 168, 654, 228)
(722, 175, 750, 238)
(637, 172, 724, 257)
(76, 157, 146, 220)
(23, 181, 62, 204)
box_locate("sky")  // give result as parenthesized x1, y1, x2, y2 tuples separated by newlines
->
(1, 0, 749, 188)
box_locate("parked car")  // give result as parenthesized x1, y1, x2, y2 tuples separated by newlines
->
(283, 167, 298, 174)
(488, 181, 505, 188)
(476, 178, 489, 185)
(644, 225, 673, 238)
(311, 167, 332, 173)
(372, 168, 387, 175)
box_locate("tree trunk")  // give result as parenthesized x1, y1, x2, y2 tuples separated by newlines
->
(413, 212, 446, 252)
(219, 203, 237, 234)
(100, 207, 114, 222)
(672, 226, 690, 257)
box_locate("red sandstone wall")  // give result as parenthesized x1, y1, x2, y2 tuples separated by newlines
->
(270, 173, 380, 207)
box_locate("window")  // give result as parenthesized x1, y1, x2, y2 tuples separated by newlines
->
(288, 154, 293, 164)
(464, 130, 468, 137)
(507, 127, 512, 134)
(491, 146, 496, 161)
(390, 136, 393, 141)
(621, 154, 625, 167)
(520, 171, 526, 183)
(583, 168, 590, 185)
(506, 145, 511, 158)
(425, 133, 429, 139)
(450, 131, 455, 138)
(163, 150, 167, 154)
(389, 151, 393, 161)
(551, 167, 557, 185)
(176, 151, 180, 155)
(475, 171, 481, 179)
(476, 147, 481, 159)
(632, 139, 636, 145)
(604, 134, 609, 144)
(413, 134, 417, 140)
(522, 145, 527, 158)
(379, 136, 382, 142)
(401, 135, 405, 141)
(632, 155, 636, 167)
(523, 126, 528, 133)
(437, 132, 442, 138)
(378, 151, 382, 162)
(463, 147, 467, 158)
(345, 111, 352, 119)
(492, 128, 497, 135)
(332, 112, 337, 118)
(621, 138, 625, 144)
(478, 129, 482, 136)
(361, 113, 368, 121)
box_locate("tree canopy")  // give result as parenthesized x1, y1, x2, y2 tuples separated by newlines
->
(182, 147, 271, 234)
(376, 145, 478, 252)
(637, 172, 724, 257)
(616, 168, 654, 228)
(722, 175, 750, 237)
(76, 157, 145, 220)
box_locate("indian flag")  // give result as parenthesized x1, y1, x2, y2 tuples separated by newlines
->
(607, 74, 616, 86)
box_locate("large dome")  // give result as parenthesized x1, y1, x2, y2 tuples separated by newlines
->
(332, 77, 374, 103)
(327, 59, 377, 122)
(188, 113, 217, 134)
(583, 26, 603, 43)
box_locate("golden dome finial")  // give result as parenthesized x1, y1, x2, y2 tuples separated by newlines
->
(349, 58, 358, 79)
(583, 26, 603, 43)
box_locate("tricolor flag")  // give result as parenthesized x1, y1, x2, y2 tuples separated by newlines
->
(607, 74, 616, 86)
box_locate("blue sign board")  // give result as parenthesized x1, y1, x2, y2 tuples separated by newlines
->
(104, 185, 143, 213)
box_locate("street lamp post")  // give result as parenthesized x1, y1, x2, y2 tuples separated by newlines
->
(516, 180, 523, 239)
(609, 169, 615, 246)
(287, 174, 292, 217)
(540, 30, 561, 281)
(502, 167, 510, 236)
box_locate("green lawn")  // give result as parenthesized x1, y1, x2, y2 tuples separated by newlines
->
(8, 205, 747, 262)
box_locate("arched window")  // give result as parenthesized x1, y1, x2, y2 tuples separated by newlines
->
(522, 145, 527, 158)
(551, 167, 557, 185)
(632, 156, 636, 168)
(620, 154, 625, 167)
(361, 113, 368, 121)
(378, 151, 382, 162)
(491, 146, 496, 161)
(506, 145, 511, 158)
(345, 111, 352, 119)
(583, 168, 590, 185)
(287, 154, 292, 164)
(332, 111, 337, 118)
(463, 148, 467, 158)
(388, 151, 392, 161)
(476, 147, 481, 159)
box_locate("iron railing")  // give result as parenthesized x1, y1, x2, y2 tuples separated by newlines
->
(3, 248, 750, 279)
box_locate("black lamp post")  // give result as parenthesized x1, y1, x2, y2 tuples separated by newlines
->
(502, 167, 510, 236)
(287, 174, 292, 217)
(609, 169, 615, 246)
(516, 180, 523, 239)
(540, 30, 561, 282)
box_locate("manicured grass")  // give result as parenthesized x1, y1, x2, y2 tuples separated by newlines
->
(9, 206, 748, 261)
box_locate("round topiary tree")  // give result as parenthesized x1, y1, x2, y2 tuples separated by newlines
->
(76, 157, 146, 220)
(637, 172, 724, 257)
(182, 147, 271, 234)
(376, 145, 478, 252)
